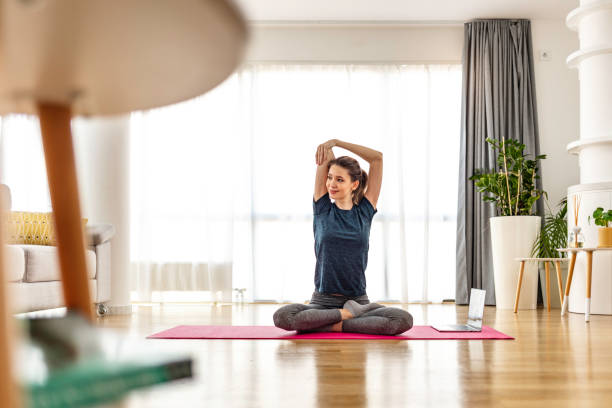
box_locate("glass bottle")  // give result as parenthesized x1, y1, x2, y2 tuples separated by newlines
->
(569, 226, 585, 248)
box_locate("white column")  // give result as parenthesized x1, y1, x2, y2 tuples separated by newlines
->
(566, 0, 612, 178)
(73, 116, 132, 315)
(566, 0, 612, 315)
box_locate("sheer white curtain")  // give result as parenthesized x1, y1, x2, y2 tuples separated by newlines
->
(0, 115, 51, 212)
(129, 73, 252, 302)
(130, 63, 461, 303)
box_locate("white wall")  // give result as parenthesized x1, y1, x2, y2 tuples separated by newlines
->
(246, 24, 463, 62)
(245, 22, 580, 206)
(531, 20, 580, 206)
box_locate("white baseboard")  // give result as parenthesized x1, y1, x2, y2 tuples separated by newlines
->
(107, 304, 133, 315)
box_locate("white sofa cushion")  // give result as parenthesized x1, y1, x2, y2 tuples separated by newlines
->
(5, 245, 25, 282)
(9, 280, 98, 314)
(19, 245, 96, 282)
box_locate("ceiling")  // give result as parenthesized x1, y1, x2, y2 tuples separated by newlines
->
(234, 0, 578, 22)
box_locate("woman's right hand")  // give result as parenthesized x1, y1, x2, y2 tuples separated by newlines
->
(316, 139, 337, 166)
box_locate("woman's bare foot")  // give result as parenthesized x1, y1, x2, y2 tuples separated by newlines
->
(331, 321, 343, 332)
(343, 300, 384, 317)
(339, 308, 353, 320)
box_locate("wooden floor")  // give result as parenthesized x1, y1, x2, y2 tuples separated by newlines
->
(96, 303, 612, 408)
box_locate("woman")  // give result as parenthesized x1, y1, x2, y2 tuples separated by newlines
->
(273, 139, 413, 335)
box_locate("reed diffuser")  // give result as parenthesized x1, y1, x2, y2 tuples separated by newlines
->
(569, 194, 584, 248)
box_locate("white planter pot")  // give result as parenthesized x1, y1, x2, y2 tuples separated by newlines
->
(490, 216, 541, 310)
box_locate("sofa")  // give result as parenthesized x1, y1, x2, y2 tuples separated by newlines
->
(1, 184, 114, 315)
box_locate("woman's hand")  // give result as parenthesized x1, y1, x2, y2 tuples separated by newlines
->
(316, 139, 338, 166)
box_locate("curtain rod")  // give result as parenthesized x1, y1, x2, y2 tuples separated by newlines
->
(241, 60, 462, 66)
(249, 20, 464, 27)
(466, 18, 531, 22)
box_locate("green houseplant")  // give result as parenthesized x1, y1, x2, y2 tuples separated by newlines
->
(589, 207, 612, 227)
(530, 198, 568, 309)
(470, 137, 547, 310)
(589, 207, 612, 248)
(531, 198, 568, 259)
(470, 138, 546, 215)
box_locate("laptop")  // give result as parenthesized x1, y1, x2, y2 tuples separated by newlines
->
(432, 288, 486, 332)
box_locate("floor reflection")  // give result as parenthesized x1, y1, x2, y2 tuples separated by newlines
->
(274, 335, 469, 408)
(94, 303, 612, 407)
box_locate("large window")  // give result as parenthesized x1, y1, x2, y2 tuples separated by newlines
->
(0, 115, 51, 212)
(129, 64, 462, 303)
(0, 64, 461, 304)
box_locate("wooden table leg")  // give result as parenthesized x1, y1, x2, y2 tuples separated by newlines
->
(562, 252, 577, 316)
(0, 192, 22, 407)
(514, 261, 526, 313)
(38, 102, 94, 321)
(585, 251, 593, 322)
(0, 268, 21, 408)
(545, 261, 551, 312)
(554, 261, 564, 304)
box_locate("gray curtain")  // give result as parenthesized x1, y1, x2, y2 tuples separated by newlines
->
(456, 19, 544, 305)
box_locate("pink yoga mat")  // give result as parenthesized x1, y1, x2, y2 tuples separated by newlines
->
(147, 325, 513, 340)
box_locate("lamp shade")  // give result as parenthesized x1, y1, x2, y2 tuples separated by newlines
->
(0, 0, 247, 115)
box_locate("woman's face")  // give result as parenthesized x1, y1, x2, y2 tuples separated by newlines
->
(327, 165, 358, 200)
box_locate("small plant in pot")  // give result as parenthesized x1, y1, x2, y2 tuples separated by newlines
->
(470, 138, 546, 310)
(530, 198, 567, 308)
(589, 207, 612, 248)
(531, 198, 568, 259)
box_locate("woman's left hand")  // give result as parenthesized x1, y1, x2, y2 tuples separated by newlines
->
(316, 139, 338, 165)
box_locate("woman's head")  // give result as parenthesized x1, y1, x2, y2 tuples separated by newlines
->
(327, 156, 368, 205)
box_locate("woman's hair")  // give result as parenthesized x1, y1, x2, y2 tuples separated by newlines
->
(328, 156, 368, 205)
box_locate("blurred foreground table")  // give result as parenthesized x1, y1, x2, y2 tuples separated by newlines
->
(0, 1, 247, 406)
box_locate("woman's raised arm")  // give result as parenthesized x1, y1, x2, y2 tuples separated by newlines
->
(334, 140, 383, 209)
(314, 140, 336, 201)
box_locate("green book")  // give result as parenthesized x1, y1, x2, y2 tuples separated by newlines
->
(26, 356, 192, 408)
(18, 311, 193, 408)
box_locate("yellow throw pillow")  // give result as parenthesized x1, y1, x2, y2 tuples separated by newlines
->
(7, 212, 56, 245)
(5, 212, 88, 246)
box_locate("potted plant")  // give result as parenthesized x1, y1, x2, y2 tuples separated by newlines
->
(589, 207, 612, 248)
(470, 138, 546, 310)
(531, 198, 568, 259)
(531, 198, 568, 308)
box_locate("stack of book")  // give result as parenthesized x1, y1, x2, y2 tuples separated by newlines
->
(18, 311, 193, 408)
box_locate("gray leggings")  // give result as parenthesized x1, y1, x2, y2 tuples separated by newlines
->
(273, 293, 413, 336)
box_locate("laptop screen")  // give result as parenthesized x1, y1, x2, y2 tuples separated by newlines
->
(467, 288, 486, 329)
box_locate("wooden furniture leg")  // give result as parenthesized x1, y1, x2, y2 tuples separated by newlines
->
(0, 240, 22, 408)
(562, 252, 577, 316)
(514, 261, 526, 313)
(38, 102, 94, 321)
(554, 261, 564, 304)
(545, 261, 551, 312)
(585, 251, 593, 322)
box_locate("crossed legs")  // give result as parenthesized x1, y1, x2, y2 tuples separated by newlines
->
(273, 303, 413, 336)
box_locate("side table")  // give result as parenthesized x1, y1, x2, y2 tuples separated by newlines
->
(558, 247, 612, 322)
(514, 258, 568, 313)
